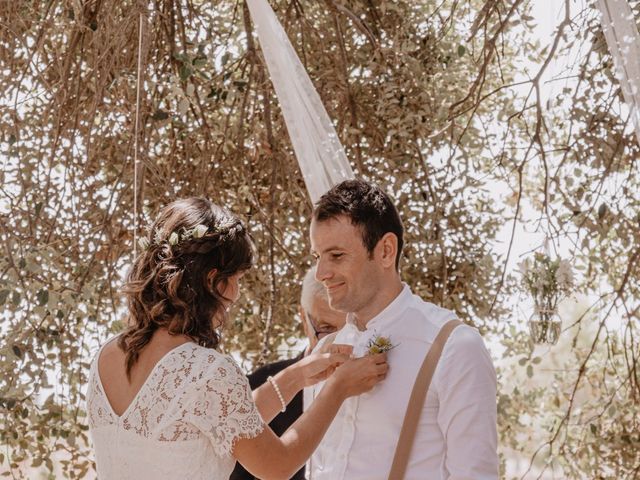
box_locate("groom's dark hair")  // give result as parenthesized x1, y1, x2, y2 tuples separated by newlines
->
(313, 179, 404, 269)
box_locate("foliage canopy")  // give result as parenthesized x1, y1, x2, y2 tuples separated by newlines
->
(0, 0, 638, 477)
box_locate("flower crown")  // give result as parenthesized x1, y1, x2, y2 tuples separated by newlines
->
(137, 223, 210, 251)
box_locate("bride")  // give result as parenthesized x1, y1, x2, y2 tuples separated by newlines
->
(86, 197, 388, 479)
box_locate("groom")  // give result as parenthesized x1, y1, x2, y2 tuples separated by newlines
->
(306, 179, 498, 479)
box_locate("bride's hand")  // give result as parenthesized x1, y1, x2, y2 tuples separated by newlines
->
(327, 352, 389, 399)
(314, 341, 353, 358)
(295, 351, 349, 387)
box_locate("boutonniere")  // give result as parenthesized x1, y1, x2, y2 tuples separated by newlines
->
(366, 334, 397, 355)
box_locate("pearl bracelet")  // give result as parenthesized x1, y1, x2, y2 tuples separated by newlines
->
(267, 375, 286, 413)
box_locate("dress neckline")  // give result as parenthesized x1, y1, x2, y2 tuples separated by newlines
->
(95, 337, 195, 419)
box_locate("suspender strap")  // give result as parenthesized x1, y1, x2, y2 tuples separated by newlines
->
(387, 319, 463, 480)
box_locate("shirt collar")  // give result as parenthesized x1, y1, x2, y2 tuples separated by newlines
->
(346, 283, 413, 333)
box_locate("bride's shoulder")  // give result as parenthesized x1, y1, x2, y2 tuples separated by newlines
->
(188, 345, 246, 382)
(88, 334, 122, 371)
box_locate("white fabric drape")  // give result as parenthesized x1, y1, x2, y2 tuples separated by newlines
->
(246, 0, 354, 203)
(597, 0, 640, 145)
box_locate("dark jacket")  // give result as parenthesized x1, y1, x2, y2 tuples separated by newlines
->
(229, 352, 306, 480)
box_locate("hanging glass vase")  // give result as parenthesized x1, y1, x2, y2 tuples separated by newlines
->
(528, 308, 561, 345)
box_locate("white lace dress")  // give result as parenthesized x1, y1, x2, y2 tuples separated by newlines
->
(86, 340, 265, 480)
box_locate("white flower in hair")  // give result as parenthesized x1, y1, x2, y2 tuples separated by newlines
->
(217, 217, 236, 231)
(138, 237, 150, 250)
(192, 224, 208, 238)
(168, 232, 179, 245)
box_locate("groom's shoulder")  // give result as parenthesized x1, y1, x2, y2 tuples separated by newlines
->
(407, 292, 457, 324)
(399, 294, 459, 341)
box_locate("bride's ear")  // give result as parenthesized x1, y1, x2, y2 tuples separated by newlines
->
(207, 269, 218, 292)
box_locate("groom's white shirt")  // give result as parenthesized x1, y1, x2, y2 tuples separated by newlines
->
(304, 284, 498, 480)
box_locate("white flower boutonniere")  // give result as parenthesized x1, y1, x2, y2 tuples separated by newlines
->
(366, 334, 397, 355)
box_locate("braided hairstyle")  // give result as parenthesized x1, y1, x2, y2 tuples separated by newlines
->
(118, 197, 253, 379)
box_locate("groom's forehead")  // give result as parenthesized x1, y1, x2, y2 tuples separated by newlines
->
(310, 219, 365, 251)
(311, 215, 359, 235)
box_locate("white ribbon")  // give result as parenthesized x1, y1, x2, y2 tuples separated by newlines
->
(246, 0, 354, 203)
(597, 0, 640, 145)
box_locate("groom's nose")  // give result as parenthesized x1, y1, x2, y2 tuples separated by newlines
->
(315, 257, 332, 283)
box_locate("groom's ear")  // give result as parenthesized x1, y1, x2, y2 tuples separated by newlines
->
(376, 232, 398, 269)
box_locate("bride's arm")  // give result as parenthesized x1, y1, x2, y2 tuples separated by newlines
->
(235, 354, 387, 480)
(251, 351, 345, 423)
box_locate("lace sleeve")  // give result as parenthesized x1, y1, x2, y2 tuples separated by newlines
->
(187, 353, 265, 458)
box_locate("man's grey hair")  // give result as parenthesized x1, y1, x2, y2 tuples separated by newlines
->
(300, 266, 327, 312)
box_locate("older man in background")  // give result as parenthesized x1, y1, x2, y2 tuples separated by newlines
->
(230, 267, 346, 480)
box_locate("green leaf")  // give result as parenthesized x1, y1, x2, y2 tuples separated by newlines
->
(0, 289, 10, 305)
(178, 98, 190, 116)
(193, 56, 208, 68)
(598, 203, 608, 219)
(110, 320, 125, 333)
(179, 65, 192, 81)
(172, 52, 188, 62)
(526, 364, 533, 378)
(36, 289, 49, 306)
(457, 45, 466, 57)
(152, 109, 169, 121)
(11, 291, 21, 306)
(12, 345, 22, 358)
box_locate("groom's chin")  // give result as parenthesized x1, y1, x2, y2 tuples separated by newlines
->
(327, 297, 349, 314)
